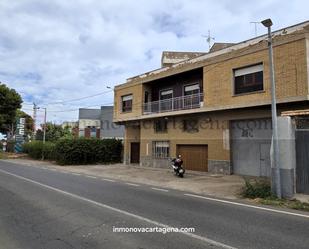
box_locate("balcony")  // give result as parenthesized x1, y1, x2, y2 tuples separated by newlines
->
(143, 93, 204, 115)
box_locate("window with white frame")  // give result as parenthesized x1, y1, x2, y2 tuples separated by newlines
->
(184, 83, 200, 96)
(152, 141, 170, 158)
(234, 64, 263, 95)
(121, 94, 133, 112)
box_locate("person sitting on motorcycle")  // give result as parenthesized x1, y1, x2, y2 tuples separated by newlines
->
(174, 155, 183, 168)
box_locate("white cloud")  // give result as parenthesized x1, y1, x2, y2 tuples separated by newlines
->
(0, 0, 308, 123)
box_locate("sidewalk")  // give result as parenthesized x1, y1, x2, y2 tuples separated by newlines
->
(4, 158, 245, 200)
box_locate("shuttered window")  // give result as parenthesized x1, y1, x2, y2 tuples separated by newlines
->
(184, 83, 200, 95)
(234, 64, 263, 95)
(121, 94, 133, 112)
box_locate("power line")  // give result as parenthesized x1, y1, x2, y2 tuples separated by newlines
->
(47, 103, 114, 113)
(44, 89, 113, 105)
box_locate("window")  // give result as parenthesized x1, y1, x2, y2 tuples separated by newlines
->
(121, 94, 133, 112)
(152, 141, 169, 158)
(234, 64, 263, 95)
(183, 119, 199, 133)
(154, 119, 168, 133)
(184, 83, 200, 96)
(160, 89, 173, 100)
(160, 89, 173, 111)
(184, 83, 201, 107)
(144, 91, 149, 103)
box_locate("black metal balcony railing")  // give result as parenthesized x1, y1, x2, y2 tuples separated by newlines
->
(143, 93, 204, 115)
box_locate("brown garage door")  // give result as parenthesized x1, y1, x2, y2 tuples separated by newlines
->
(177, 145, 208, 172)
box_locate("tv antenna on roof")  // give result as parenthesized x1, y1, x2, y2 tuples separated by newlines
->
(202, 30, 215, 51)
(250, 21, 260, 37)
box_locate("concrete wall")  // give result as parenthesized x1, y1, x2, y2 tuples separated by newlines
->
(271, 116, 296, 198)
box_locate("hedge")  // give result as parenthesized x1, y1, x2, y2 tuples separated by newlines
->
(55, 138, 122, 165)
(22, 141, 56, 160)
(22, 138, 122, 165)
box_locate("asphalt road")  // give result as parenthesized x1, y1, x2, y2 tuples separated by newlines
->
(0, 160, 309, 249)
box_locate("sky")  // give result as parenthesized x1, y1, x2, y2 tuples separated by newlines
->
(0, 0, 308, 125)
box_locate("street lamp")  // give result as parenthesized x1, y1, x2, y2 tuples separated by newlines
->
(261, 18, 282, 198)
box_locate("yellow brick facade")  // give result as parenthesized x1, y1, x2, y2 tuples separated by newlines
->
(115, 23, 309, 172)
(204, 39, 308, 108)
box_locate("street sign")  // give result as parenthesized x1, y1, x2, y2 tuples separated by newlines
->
(15, 117, 26, 153)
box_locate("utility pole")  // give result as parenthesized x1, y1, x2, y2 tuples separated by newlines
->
(43, 108, 47, 144)
(250, 21, 260, 37)
(261, 18, 282, 198)
(32, 103, 37, 140)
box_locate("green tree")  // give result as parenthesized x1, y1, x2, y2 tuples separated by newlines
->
(35, 122, 73, 142)
(0, 84, 22, 135)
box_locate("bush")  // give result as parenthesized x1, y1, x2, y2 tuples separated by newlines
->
(42, 142, 56, 160)
(22, 141, 56, 160)
(22, 138, 123, 165)
(55, 138, 122, 165)
(241, 178, 273, 199)
(6, 140, 15, 152)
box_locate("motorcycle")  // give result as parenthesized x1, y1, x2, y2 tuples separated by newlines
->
(171, 157, 185, 178)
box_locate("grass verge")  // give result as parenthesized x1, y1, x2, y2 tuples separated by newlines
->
(259, 197, 309, 212)
(241, 177, 309, 212)
(0, 152, 8, 159)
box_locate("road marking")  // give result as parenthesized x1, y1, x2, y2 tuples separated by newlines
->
(72, 173, 81, 176)
(151, 187, 169, 192)
(102, 178, 115, 182)
(0, 168, 236, 249)
(49, 168, 57, 171)
(85, 175, 97, 179)
(125, 182, 140, 187)
(184, 193, 309, 219)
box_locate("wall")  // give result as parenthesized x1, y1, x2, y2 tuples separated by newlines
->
(78, 119, 100, 129)
(114, 36, 308, 123)
(114, 84, 143, 122)
(138, 109, 276, 173)
(204, 39, 308, 109)
(271, 116, 296, 198)
(148, 68, 203, 101)
(100, 106, 124, 139)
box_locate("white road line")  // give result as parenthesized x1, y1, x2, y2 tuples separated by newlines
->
(0, 168, 236, 249)
(72, 173, 81, 176)
(184, 193, 309, 219)
(151, 187, 169, 192)
(49, 168, 57, 171)
(85, 175, 97, 179)
(125, 182, 140, 187)
(102, 178, 115, 182)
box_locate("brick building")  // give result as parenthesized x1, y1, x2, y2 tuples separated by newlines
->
(113, 21, 309, 183)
